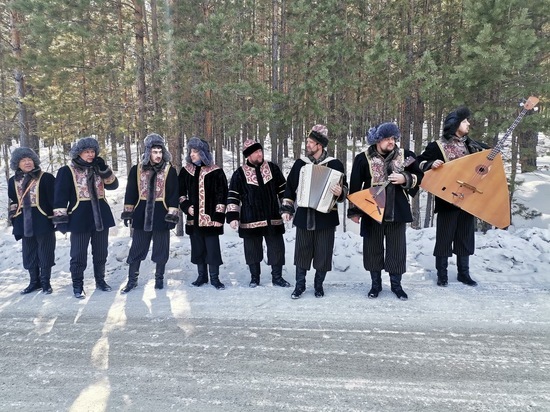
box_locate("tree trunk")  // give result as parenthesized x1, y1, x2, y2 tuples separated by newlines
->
(10, 9, 29, 148)
(132, 0, 147, 142)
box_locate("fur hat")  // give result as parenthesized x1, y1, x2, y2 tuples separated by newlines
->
(308, 124, 329, 148)
(186, 137, 213, 166)
(70, 137, 100, 159)
(366, 122, 401, 145)
(142, 133, 172, 163)
(443, 106, 470, 139)
(243, 139, 263, 158)
(10, 147, 41, 171)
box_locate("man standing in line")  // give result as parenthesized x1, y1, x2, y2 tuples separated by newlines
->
(8, 147, 56, 295)
(179, 137, 228, 290)
(348, 122, 423, 300)
(120, 133, 179, 293)
(53, 137, 119, 299)
(417, 107, 488, 287)
(227, 139, 291, 288)
(281, 125, 348, 299)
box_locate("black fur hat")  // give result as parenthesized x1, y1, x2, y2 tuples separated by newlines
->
(366, 122, 401, 145)
(308, 124, 329, 148)
(186, 137, 213, 166)
(70, 136, 100, 159)
(443, 106, 470, 139)
(142, 133, 172, 163)
(10, 147, 40, 171)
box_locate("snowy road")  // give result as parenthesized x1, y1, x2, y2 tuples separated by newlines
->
(0, 277, 548, 411)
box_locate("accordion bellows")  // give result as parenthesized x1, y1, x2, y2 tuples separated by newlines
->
(296, 164, 343, 213)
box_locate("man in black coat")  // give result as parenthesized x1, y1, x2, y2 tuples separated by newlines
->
(8, 147, 56, 294)
(348, 122, 423, 300)
(179, 137, 228, 290)
(417, 106, 487, 287)
(120, 133, 179, 293)
(281, 125, 348, 299)
(53, 137, 119, 299)
(227, 139, 290, 288)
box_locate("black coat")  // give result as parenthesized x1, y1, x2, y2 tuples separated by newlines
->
(179, 163, 228, 236)
(124, 163, 179, 231)
(8, 171, 56, 240)
(227, 160, 286, 238)
(283, 157, 347, 230)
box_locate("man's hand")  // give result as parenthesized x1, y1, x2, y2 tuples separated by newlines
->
(389, 172, 406, 185)
(282, 212, 292, 222)
(350, 216, 360, 224)
(432, 159, 444, 169)
(188, 205, 194, 216)
(230, 220, 239, 230)
(331, 184, 342, 197)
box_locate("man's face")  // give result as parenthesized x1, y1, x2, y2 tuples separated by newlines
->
(376, 136, 396, 155)
(456, 119, 470, 137)
(189, 148, 201, 164)
(79, 148, 96, 163)
(305, 137, 323, 157)
(247, 148, 263, 165)
(18, 157, 35, 173)
(150, 147, 163, 164)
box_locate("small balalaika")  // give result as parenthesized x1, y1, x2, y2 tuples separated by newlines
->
(420, 96, 539, 229)
(347, 156, 416, 223)
(297, 163, 344, 213)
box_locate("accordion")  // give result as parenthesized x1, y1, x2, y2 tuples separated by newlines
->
(296, 164, 344, 213)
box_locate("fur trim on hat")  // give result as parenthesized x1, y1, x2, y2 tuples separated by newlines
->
(10, 147, 40, 171)
(366, 122, 401, 145)
(242, 139, 263, 158)
(70, 137, 100, 159)
(308, 124, 329, 147)
(142, 133, 172, 163)
(186, 137, 213, 166)
(443, 106, 470, 139)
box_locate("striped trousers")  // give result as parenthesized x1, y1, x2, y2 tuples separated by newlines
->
(243, 234, 285, 266)
(362, 220, 407, 275)
(21, 232, 56, 270)
(69, 229, 109, 277)
(294, 227, 335, 272)
(434, 209, 475, 257)
(127, 229, 170, 265)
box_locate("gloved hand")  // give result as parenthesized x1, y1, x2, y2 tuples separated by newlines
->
(165, 213, 179, 225)
(8, 209, 16, 220)
(94, 156, 108, 171)
(121, 211, 133, 227)
(56, 223, 68, 234)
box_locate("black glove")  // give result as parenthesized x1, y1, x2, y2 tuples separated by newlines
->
(121, 211, 133, 227)
(56, 223, 68, 234)
(94, 156, 113, 179)
(165, 213, 179, 225)
(94, 156, 108, 171)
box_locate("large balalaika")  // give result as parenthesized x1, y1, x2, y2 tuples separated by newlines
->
(297, 163, 344, 213)
(420, 96, 539, 229)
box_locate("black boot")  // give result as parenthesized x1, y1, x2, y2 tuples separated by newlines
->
(192, 263, 209, 287)
(155, 263, 165, 289)
(272, 265, 291, 287)
(291, 267, 307, 299)
(72, 272, 85, 299)
(21, 267, 41, 294)
(435, 256, 449, 287)
(94, 263, 112, 292)
(209, 265, 225, 290)
(121, 261, 140, 294)
(40, 267, 53, 294)
(457, 255, 477, 286)
(314, 271, 326, 298)
(248, 263, 261, 288)
(390, 274, 408, 300)
(368, 271, 383, 298)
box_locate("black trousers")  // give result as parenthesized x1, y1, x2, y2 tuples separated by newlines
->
(21, 232, 56, 270)
(127, 229, 170, 265)
(434, 209, 475, 257)
(362, 219, 407, 275)
(190, 233, 223, 266)
(294, 227, 335, 272)
(243, 234, 285, 266)
(70, 229, 109, 277)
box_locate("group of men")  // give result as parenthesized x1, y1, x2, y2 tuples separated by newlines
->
(8, 107, 485, 300)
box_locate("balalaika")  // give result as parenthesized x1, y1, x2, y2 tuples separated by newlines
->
(296, 163, 344, 213)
